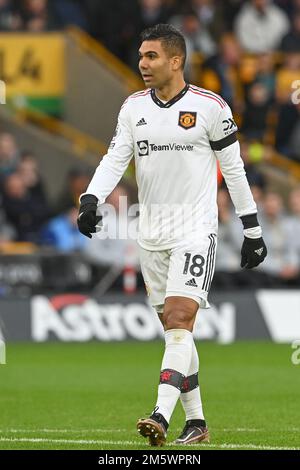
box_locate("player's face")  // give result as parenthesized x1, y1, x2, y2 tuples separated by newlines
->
(138, 40, 176, 88)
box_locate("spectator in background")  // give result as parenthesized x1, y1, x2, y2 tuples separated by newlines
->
(128, 0, 175, 69)
(181, 11, 216, 57)
(17, 151, 49, 204)
(138, 0, 171, 29)
(40, 206, 87, 252)
(280, 11, 300, 52)
(0, 132, 20, 182)
(286, 186, 300, 270)
(276, 52, 300, 104)
(86, 0, 171, 65)
(51, 0, 87, 30)
(235, 0, 290, 53)
(293, 0, 300, 15)
(201, 33, 242, 108)
(273, 52, 300, 154)
(19, 0, 59, 32)
(242, 80, 273, 139)
(190, 0, 225, 42)
(0, 195, 15, 241)
(169, 9, 216, 77)
(276, 102, 300, 161)
(1, 172, 49, 242)
(83, 184, 139, 268)
(257, 190, 299, 281)
(0, 0, 22, 30)
(253, 53, 276, 100)
(220, 0, 244, 31)
(54, 166, 91, 215)
(215, 187, 241, 275)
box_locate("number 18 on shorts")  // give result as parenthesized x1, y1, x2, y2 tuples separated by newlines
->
(139, 233, 217, 310)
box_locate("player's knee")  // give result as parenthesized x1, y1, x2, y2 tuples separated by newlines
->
(163, 307, 193, 331)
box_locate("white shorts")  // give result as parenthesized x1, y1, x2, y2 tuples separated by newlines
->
(139, 234, 217, 312)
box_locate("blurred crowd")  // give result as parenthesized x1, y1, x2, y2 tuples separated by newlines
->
(1, 0, 300, 160)
(0, 131, 139, 265)
(0, 131, 90, 247)
(216, 183, 300, 287)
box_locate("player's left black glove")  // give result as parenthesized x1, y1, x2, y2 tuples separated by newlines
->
(240, 213, 267, 269)
(241, 236, 267, 269)
(77, 194, 102, 239)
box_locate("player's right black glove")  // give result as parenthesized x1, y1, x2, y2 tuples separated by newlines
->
(77, 194, 102, 239)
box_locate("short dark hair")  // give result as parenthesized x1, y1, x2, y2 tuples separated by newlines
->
(140, 23, 186, 69)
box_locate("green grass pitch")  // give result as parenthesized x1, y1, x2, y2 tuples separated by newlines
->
(0, 341, 299, 450)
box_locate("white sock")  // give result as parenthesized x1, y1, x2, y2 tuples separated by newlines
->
(154, 329, 193, 423)
(180, 339, 205, 421)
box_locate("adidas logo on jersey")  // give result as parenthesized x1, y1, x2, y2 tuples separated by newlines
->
(255, 247, 264, 256)
(185, 278, 198, 287)
(136, 118, 147, 126)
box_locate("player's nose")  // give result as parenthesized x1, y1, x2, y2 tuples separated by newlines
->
(139, 58, 149, 70)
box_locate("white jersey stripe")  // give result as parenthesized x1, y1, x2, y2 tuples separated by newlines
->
(189, 85, 227, 107)
(189, 87, 225, 108)
(206, 235, 217, 292)
(202, 234, 215, 291)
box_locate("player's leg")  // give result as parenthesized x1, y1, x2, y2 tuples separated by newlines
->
(137, 236, 215, 445)
(136, 247, 170, 446)
(176, 339, 209, 444)
(148, 295, 198, 434)
(165, 235, 216, 444)
(137, 295, 198, 446)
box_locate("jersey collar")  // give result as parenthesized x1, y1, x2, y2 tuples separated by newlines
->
(150, 83, 189, 108)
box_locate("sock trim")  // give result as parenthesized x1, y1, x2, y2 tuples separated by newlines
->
(181, 372, 199, 393)
(159, 368, 185, 391)
(186, 418, 206, 428)
(150, 410, 169, 430)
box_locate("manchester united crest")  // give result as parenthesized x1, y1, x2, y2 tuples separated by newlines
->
(178, 111, 197, 130)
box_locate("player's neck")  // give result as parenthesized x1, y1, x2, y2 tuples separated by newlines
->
(154, 78, 187, 102)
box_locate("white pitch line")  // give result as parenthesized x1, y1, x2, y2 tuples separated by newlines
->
(1, 427, 300, 434)
(220, 428, 262, 432)
(0, 437, 299, 450)
(206, 443, 300, 450)
(0, 429, 126, 434)
(0, 437, 147, 446)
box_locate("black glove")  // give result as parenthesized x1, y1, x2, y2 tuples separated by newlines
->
(241, 236, 267, 269)
(77, 194, 102, 238)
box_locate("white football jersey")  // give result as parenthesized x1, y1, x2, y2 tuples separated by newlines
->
(85, 84, 257, 250)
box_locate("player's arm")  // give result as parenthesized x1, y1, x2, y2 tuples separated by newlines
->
(77, 101, 134, 238)
(208, 102, 267, 269)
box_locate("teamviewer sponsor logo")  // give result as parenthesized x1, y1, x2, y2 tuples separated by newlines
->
(137, 140, 194, 155)
(137, 140, 149, 156)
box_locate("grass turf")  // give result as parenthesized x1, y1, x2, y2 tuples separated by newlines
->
(0, 341, 299, 450)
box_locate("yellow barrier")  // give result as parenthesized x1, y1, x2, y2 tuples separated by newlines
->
(0, 33, 65, 97)
(269, 152, 300, 182)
